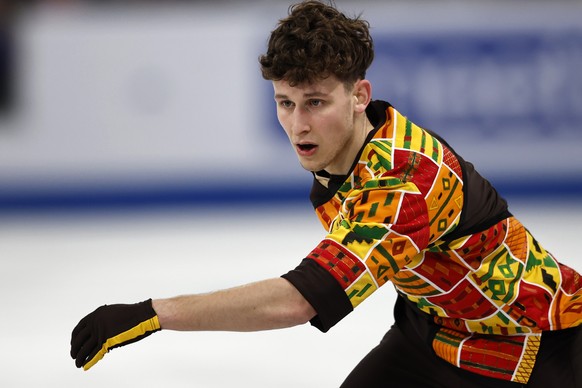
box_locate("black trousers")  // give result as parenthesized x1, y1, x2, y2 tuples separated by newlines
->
(340, 298, 582, 388)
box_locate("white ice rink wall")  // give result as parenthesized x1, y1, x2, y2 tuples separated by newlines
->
(0, 0, 581, 210)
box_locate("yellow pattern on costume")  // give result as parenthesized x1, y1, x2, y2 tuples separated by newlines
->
(305, 104, 582, 383)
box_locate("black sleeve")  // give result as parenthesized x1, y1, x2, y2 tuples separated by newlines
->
(282, 259, 353, 333)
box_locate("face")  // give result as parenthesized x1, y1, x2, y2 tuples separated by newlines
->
(273, 76, 371, 175)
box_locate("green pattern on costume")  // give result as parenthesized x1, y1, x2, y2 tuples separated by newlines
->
(305, 103, 582, 384)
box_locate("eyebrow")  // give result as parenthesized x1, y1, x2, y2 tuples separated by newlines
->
(274, 91, 329, 100)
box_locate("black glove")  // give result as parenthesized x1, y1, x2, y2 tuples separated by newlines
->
(70, 299, 161, 370)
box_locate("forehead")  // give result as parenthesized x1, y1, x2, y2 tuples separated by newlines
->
(273, 77, 349, 99)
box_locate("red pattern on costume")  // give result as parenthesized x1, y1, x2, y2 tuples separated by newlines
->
(308, 105, 582, 384)
(455, 221, 507, 270)
(413, 252, 469, 291)
(306, 239, 364, 289)
(458, 335, 527, 381)
(391, 194, 430, 249)
(392, 149, 439, 196)
(429, 279, 499, 319)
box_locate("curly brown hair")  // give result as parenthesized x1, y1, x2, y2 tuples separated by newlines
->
(259, 0, 374, 87)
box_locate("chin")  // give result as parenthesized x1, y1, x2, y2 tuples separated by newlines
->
(297, 155, 328, 173)
(299, 161, 321, 173)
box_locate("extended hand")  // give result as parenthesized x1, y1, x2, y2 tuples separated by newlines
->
(70, 299, 161, 370)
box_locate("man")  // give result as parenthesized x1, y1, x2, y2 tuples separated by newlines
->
(70, 1, 582, 386)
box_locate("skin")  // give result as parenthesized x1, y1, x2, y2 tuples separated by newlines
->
(153, 278, 316, 331)
(274, 77, 374, 175)
(152, 76, 373, 332)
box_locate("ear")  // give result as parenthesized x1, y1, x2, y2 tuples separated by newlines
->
(353, 79, 372, 114)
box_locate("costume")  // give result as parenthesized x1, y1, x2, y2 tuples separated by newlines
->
(282, 100, 582, 385)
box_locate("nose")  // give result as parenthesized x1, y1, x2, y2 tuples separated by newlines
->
(290, 106, 311, 137)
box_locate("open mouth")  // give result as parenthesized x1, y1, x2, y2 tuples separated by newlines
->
(297, 143, 317, 151)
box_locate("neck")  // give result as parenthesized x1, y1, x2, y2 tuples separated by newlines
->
(354, 112, 374, 160)
(325, 112, 374, 176)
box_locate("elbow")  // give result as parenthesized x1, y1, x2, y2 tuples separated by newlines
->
(283, 297, 317, 327)
(298, 301, 318, 325)
(272, 278, 317, 327)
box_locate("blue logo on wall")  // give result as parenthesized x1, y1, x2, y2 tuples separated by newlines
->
(368, 30, 582, 139)
(265, 29, 582, 141)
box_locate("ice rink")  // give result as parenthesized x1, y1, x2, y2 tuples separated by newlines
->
(1, 1, 581, 386)
(1, 198, 581, 388)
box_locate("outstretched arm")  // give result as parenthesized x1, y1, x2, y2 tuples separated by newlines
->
(153, 277, 316, 331)
(71, 278, 316, 370)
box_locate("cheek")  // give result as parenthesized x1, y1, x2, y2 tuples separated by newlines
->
(277, 115, 293, 140)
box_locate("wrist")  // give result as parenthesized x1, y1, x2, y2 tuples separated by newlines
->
(151, 298, 170, 330)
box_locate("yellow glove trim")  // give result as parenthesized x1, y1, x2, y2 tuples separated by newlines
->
(83, 315, 161, 371)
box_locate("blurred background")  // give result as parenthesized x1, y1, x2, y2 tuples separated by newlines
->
(1, 1, 581, 387)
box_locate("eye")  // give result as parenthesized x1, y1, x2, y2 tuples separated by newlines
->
(309, 99, 323, 107)
(278, 100, 294, 109)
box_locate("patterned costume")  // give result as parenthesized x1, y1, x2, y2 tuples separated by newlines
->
(283, 100, 582, 384)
